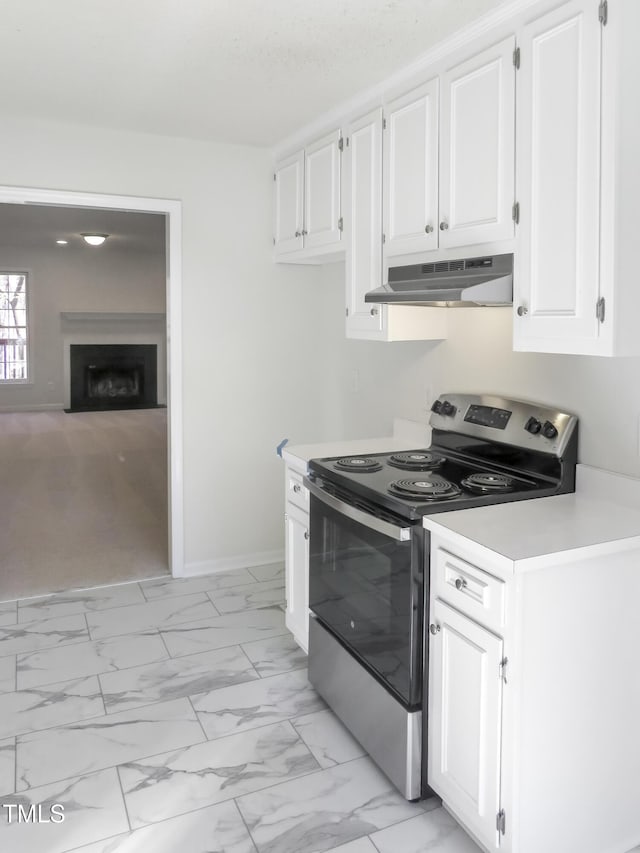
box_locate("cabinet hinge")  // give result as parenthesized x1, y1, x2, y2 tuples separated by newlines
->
(596, 296, 606, 323)
(499, 656, 509, 684)
(346, 137, 350, 147)
(382, 233, 386, 244)
(513, 46, 521, 69)
(272, 237, 276, 246)
(338, 136, 344, 152)
(512, 201, 520, 224)
(273, 173, 276, 182)
(598, 0, 608, 25)
(497, 809, 506, 835)
(338, 216, 344, 232)
(383, 118, 387, 130)
(345, 307, 349, 317)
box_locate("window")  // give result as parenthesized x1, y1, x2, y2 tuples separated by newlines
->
(0, 272, 29, 382)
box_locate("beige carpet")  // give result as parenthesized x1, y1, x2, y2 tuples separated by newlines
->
(0, 408, 169, 601)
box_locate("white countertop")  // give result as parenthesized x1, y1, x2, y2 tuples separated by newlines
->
(423, 464, 640, 571)
(282, 418, 430, 470)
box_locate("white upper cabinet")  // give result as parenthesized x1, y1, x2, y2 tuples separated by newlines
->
(383, 80, 439, 257)
(440, 36, 516, 248)
(273, 150, 304, 255)
(304, 129, 343, 250)
(345, 107, 448, 342)
(345, 108, 385, 337)
(274, 129, 343, 261)
(514, 0, 602, 351)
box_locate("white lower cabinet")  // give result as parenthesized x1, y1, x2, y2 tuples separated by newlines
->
(427, 529, 640, 853)
(284, 466, 309, 652)
(429, 598, 504, 851)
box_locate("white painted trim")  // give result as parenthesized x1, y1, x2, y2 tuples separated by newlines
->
(0, 403, 63, 412)
(0, 185, 184, 578)
(179, 550, 285, 579)
(272, 0, 550, 159)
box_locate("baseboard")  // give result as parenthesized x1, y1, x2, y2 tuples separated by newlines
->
(0, 403, 64, 412)
(177, 549, 285, 579)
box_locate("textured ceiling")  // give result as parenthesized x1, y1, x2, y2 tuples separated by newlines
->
(1, 0, 507, 147)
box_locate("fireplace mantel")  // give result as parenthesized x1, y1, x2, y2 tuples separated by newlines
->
(61, 312, 165, 323)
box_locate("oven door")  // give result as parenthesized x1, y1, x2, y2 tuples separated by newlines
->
(305, 478, 424, 709)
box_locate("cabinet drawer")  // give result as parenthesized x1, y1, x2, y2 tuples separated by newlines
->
(286, 468, 309, 512)
(432, 547, 505, 632)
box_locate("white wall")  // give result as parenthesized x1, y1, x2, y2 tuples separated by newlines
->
(0, 243, 165, 409)
(317, 262, 640, 479)
(0, 116, 330, 571)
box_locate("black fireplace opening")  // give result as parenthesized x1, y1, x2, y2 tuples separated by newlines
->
(67, 344, 158, 412)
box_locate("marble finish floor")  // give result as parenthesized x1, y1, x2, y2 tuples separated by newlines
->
(0, 563, 489, 853)
(0, 409, 169, 600)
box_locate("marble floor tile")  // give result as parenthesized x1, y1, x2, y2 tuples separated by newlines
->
(0, 654, 16, 693)
(247, 563, 285, 583)
(85, 593, 218, 640)
(119, 719, 319, 828)
(292, 709, 366, 769)
(0, 737, 16, 796)
(66, 801, 257, 853)
(0, 676, 104, 739)
(0, 615, 89, 658)
(100, 645, 260, 713)
(17, 582, 146, 623)
(0, 600, 18, 627)
(327, 839, 378, 853)
(16, 697, 205, 790)
(208, 579, 285, 615)
(241, 633, 307, 678)
(369, 807, 483, 853)
(0, 768, 129, 853)
(236, 755, 424, 853)
(160, 606, 287, 658)
(140, 568, 256, 601)
(192, 668, 326, 740)
(16, 631, 168, 690)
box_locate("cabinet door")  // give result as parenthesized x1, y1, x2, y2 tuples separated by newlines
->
(514, 0, 602, 350)
(274, 150, 304, 255)
(383, 79, 439, 257)
(345, 108, 385, 338)
(440, 37, 516, 249)
(428, 598, 503, 851)
(285, 503, 309, 652)
(304, 129, 342, 250)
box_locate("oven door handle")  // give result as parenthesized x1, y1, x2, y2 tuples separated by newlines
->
(303, 477, 411, 542)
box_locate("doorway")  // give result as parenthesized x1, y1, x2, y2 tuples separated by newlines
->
(0, 186, 183, 599)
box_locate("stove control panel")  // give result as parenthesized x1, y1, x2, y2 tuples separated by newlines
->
(429, 393, 578, 457)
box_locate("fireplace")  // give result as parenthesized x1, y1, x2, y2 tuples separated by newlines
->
(67, 344, 158, 412)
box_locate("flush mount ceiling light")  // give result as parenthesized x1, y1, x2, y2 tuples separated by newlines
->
(56, 239, 68, 245)
(81, 233, 109, 246)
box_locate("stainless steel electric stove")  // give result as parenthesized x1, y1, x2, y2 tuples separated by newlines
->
(305, 393, 578, 800)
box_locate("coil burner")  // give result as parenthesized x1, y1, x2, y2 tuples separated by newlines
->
(334, 457, 383, 473)
(388, 476, 461, 501)
(460, 472, 514, 494)
(387, 452, 444, 471)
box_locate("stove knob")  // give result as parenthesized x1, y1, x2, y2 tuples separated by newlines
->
(542, 420, 558, 440)
(524, 416, 542, 435)
(431, 400, 443, 414)
(440, 400, 457, 417)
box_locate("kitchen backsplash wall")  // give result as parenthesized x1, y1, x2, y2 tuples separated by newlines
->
(318, 262, 640, 479)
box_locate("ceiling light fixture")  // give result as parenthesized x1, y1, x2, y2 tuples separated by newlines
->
(56, 239, 68, 245)
(81, 233, 108, 246)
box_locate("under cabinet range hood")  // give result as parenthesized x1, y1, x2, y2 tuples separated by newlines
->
(365, 253, 513, 307)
